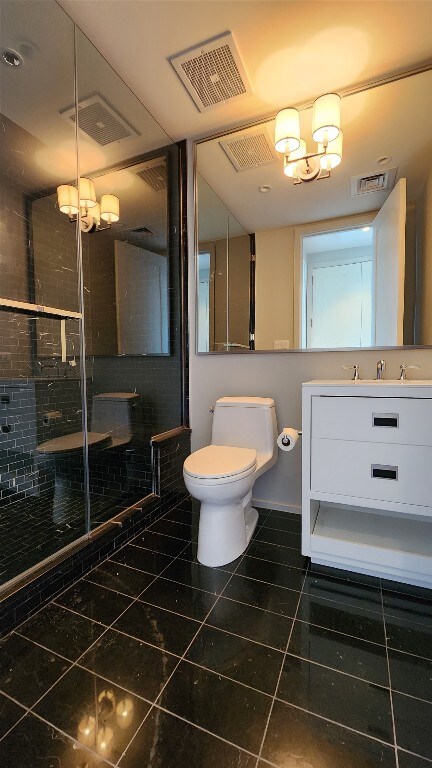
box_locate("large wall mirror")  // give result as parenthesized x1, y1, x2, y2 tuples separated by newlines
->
(195, 69, 432, 353)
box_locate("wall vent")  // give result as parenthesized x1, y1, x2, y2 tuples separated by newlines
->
(61, 95, 139, 146)
(169, 32, 252, 113)
(136, 163, 167, 192)
(351, 167, 397, 197)
(220, 127, 278, 172)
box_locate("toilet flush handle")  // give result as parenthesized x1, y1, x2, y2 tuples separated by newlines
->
(209, 405, 215, 414)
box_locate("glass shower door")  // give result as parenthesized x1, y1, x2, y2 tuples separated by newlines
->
(0, 0, 88, 589)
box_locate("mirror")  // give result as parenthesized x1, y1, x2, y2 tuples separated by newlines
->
(196, 69, 432, 352)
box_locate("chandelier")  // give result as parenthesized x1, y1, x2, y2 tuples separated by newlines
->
(57, 178, 120, 233)
(274, 93, 343, 184)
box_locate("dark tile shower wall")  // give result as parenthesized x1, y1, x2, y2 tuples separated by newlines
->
(0, 427, 191, 636)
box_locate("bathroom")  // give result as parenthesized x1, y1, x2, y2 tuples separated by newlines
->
(1, 0, 432, 766)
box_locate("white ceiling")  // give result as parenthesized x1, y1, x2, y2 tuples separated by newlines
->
(58, 0, 432, 142)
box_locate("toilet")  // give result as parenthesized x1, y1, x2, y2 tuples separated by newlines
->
(183, 396, 278, 567)
(37, 392, 140, 457)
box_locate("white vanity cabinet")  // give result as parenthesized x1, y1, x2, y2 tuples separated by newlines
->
(302, 380, 432, 588)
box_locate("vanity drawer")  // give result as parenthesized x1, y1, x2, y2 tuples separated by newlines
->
(312, 396, 432, 446)
(311, 438, 432, 508)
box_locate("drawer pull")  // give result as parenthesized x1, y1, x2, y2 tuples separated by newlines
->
(372, 413, 399, 428)
(371, 464, 398, 480)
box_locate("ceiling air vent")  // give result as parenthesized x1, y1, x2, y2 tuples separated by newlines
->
(61, 95, 139, 146)
(136, 163, 167, 192)
(169, 32, 252, 113)
(351, 167, 397, 197)
(220, 127, 278, 172)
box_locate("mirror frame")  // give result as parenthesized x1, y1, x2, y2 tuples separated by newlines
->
(193, 64, 432, 355)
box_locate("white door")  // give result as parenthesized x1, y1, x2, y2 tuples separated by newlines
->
(308, 260, 372, 348)
(373, 178, 406, 345)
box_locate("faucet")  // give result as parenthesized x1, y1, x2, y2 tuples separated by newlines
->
(376, 360, 386, 380)
(399, 363, 420, 381)
(342, 364, 360, 381)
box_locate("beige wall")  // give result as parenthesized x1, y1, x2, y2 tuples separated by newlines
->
(255, 226, 295, 349)
(188, 143, 432, 512)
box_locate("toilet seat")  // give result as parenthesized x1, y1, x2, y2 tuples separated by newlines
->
(37, 431, 112, 456)
(184, 445, 257, 484)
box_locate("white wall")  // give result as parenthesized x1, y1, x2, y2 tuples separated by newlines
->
(187, 142, 432, 512)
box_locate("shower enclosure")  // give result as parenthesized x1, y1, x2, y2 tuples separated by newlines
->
(0, 1, 185, 593)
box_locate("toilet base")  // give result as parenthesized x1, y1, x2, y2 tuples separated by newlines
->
(197, 496, 258, 568)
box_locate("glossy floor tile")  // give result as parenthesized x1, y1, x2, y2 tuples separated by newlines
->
(114, 599, 200, 655)
(79, 627, 178, 702)
(110, 544, 174, 575)
(393, 692, 432, 760)
(56, 579, 133, 625)
(158, 660, 272, 754)
(207, 595, 292, 651)
(140, 577, 217, 620)
(119, 706, 256, 767)
(161, 557, 231, 594)
(2, 499, 432, 768)
(288, 618, 389, 685)
(260, 699, 397, 768)
(297, 592, 386, 645)
(389, 648, 432, 701)
(277, 654, 393, 743)
(0, 712, 114, 768)
(186, 624, 283, 694)
(0, 693, 24, 739)
(223, 573, 301, 617)
(17, 602, 105, 661)
(85, 559, 155, 597)
(35, 665, 151, 765)
(0, 632, 70, 707)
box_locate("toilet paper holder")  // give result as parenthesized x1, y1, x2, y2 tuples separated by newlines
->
(280, 429, 302, 446)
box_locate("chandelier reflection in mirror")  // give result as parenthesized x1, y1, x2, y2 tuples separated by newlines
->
(57, 177, 120, 233)
(274, 93, 343, 184)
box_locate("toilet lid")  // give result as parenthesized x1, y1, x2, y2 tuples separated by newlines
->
(184, 445, 256, 479)
(37, 431, 112, 455)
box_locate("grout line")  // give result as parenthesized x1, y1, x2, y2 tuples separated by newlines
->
(381, 586, 400, 768)
(118, 520, 262, 764)
(254, 562, 311, 767)
(282, 650, 390, 690)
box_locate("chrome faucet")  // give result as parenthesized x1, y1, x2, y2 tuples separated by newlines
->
(399, 364, 420, 381)
(376, 360, 386, 380)
(342, 364, 360, 381)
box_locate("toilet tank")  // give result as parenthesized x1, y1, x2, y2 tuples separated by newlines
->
(211, 397, 277, 459)
(91, 393, 140, 440)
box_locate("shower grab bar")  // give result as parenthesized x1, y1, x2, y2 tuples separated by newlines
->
(0, 297, 82, 320)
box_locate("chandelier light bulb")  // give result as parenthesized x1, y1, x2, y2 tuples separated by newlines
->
(312, 93, 341, 144)
(318, 130, 343, 170)
(100, 194, 120, 223)
(283, 139, 307, 177)
(57, 185, 79, 215)
(79, 177, 97, 208)
(274, 108, 301, 154)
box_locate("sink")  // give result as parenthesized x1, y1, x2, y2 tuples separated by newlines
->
(304, 379, 432, 386)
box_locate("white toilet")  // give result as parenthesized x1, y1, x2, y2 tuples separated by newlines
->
(183, 396, 278, 567)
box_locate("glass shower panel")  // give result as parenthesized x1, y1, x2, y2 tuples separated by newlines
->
(75, 29, 180, 529)
(0, 0, 87, 589)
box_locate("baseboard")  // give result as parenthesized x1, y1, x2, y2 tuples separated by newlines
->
(252, 498, 302, 515)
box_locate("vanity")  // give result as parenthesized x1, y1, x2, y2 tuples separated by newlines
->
(302, 380, 432, 588)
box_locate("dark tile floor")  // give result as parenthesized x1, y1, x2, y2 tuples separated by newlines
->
(1, 499, 432, 767)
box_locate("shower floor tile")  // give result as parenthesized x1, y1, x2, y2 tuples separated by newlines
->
(2, 500, 432, 767)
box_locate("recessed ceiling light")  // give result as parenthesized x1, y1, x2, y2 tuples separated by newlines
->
(259, 185, 271, 193)
(1, 49, 23, 67)
(377, 156, 391, 165)
(362, 226, 371, 232)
